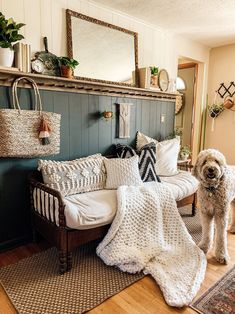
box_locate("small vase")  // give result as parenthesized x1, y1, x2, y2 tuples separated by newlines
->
(60, 65, 73, 79)
(102, 111, 113, 120)
(224, 98, 234, 109)
(151, 75, 158, 87)
(0, 47, 14, 67)
(180, 153, 189, 161)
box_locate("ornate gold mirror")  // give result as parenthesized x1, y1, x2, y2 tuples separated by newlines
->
(66, 9, 138, 86)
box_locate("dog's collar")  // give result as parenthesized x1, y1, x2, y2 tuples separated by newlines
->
(205, 186, 216, 192)
(204, 185, 217, 197)
(205, 186, 216, 193)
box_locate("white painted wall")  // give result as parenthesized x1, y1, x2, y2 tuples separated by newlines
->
(0, 0, 210, 81)
(205, 44, 235, 164)
(0, 0, 210, 158)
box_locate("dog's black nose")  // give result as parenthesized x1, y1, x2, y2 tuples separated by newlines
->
(208, 167, 214, 173)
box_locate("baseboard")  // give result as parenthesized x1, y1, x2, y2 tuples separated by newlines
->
(0, 234, 31, 252)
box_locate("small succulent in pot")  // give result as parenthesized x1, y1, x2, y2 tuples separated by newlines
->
(101, 110, 114, 121)
(179, 145, 191, 160)
(150, 66, 159, 87)
(58, 56, 79, 79)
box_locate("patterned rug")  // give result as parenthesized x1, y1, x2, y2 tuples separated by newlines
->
(190, 265, 235, 314)
(0, 207, 201, 314)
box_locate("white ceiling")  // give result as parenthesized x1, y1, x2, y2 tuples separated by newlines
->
(92, 0, 235, 47)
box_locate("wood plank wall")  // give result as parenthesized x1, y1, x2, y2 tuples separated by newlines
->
(0, 86, 175, 250)
(0, 0, 176, 77)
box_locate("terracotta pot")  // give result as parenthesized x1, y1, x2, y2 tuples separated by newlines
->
(102, 111, 113, 119)
(60, 65, 73, 79)
(151, 75, 158, 87)
(223, 97, 234, 109)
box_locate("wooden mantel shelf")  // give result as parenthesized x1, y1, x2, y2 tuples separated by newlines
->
(0, 69, 177, 101)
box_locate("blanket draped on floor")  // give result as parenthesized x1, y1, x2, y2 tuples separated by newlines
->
(96, 184, 207, 307)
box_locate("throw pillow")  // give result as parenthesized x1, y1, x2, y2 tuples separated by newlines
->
(155, 137, 180, 176)
(136, 131, 158, 150)
(116, 143, 161, 183)
(136, 132, 180, 176)
(104, 155, 143, 189)
(38, 154, 106, 196)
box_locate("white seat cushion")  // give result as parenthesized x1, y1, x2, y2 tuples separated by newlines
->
(160, 171, 198, 201)
(64, 189, 117, 230)
(62, 171, 198, 229)
(34, 171, 198, 230)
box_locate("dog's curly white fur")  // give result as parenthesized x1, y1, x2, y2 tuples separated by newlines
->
(192, 149, 235, 264)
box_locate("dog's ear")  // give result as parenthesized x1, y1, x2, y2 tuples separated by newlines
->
(192, 162, 198, 178)
(192, 152, 203, 179)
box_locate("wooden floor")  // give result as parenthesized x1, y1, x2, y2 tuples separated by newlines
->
(0, 233, 234, 314)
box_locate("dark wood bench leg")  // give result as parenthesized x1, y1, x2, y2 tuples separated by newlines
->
(67, 252, 72, 271)
(192, 193, 197, 216)
(32, 228, 39, 243)
(58, 229, 68, 274)
(59, 251, 68, 274)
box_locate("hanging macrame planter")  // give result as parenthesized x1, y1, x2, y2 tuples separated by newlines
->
(208, 92, 224, 131)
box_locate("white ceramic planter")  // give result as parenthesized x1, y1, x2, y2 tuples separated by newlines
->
(0, 47, 14, 67)
(180, 153, 189, 161)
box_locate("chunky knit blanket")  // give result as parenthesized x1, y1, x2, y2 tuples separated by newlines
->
(97, 184, 207, 307)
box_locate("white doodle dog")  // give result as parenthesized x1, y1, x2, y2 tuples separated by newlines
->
(193, 149, 235, 264)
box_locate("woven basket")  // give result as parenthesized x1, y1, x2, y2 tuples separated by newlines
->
(0, 77, 61, 158)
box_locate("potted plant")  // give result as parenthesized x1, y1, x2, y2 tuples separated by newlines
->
(58, 56, 79, 79)
(179, 145, 191, 161)
(0, 12, 25, 67)
(150, 66, 159, 87)
(101, 110, 114, 121)
(208, 103, 224, 118)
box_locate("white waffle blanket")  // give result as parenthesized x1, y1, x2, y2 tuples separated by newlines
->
(96, 184, 206, 307)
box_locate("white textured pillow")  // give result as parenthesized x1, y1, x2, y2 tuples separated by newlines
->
(104, 156, 143, 189)
(136, 131, 158, 150)
(38, 154, 106, 196)
(155, 138, 180, 176)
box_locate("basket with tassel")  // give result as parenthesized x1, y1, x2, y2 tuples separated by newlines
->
(0, 77, 61, 158)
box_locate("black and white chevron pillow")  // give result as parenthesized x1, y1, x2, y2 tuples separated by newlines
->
(116, 143, 161, 183)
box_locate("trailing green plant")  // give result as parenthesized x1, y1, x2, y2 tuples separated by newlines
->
(58, 57, 79, 70)
(150, 66, 159, 76)
(0, 12, 25, 49)
(166, 128, 183, 140)
(208, 102, 224, 118)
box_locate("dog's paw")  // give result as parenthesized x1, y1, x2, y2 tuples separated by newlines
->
(198, 241, 210, 254)
(215, 253, 230, 265)
(228, 225, 235, 234)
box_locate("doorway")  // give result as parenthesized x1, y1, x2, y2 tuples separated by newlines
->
(175, 62, 198, 155)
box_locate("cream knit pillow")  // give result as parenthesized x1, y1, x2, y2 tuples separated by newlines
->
(104, 156, 143, 189)
(38, 154, 106, 196)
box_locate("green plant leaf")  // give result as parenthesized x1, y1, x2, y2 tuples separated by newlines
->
(0, 14, 24, 46)
(7, 17, 14, 26)
(16, 23, 25, 29)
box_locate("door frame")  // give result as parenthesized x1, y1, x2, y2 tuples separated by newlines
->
(178, 62, 198, 154)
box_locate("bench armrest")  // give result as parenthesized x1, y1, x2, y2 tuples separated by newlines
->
(29, 171, 66, 227)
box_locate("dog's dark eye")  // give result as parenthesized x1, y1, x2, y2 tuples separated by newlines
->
(202, 160, 207, 166)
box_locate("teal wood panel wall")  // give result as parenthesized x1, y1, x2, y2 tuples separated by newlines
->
(0, 86, 175, 250)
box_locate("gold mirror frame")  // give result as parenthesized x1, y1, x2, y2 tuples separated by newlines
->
(158, 69, 169, 92)
(66, 9, 139, 87)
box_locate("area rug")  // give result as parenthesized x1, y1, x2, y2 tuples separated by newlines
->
(0, 208, 201, 314)
(190, 265, 235, 314)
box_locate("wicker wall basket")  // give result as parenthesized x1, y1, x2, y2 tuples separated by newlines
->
(0, 77, 61, 158)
